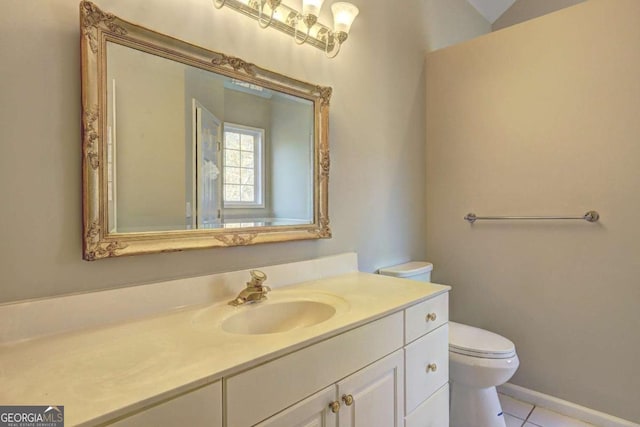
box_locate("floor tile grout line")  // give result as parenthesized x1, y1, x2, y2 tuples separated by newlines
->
(524, 404, 536, 422)
(502, 394, 604, 427)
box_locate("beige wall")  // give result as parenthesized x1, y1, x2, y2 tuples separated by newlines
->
(0, 0, 428, 303)
(493, 0, 586, 31)
(271, 95, 314, 221)
(422, 0, 491, 52)
(426, 0, 640, 421)
(108, 44, 186, 231)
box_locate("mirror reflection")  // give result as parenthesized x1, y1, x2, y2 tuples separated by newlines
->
(105, 42, 314, 233)
(81, 0, 331, 259)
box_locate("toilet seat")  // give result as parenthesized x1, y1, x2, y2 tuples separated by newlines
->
(449, 321, 516, 359)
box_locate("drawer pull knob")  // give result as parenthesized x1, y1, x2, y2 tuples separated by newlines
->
(426, 363, 438, 373)
(425, 312, 437, 322)
(329, 401, 341, 413)
(342, 394, 354, 406)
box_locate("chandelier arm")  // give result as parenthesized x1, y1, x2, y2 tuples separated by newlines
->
(258, 2, 276, 28)
(325, 33, 342, 58)
(294, 18, 311, 45)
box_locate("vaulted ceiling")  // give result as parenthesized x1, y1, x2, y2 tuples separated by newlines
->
(466, 0, 587, 25)
(465, 0, 517, 23)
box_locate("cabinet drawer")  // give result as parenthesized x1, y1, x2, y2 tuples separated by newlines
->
(226, 312, 404, 427)
(107, 381, 222, 427)
(404, 324, 449, 414)
(405, 383, 449, 427)
(404, 292, 448, 344)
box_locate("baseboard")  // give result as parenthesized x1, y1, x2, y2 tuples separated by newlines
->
(498, 383, 640, 427)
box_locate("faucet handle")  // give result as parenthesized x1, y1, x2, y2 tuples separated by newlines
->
(248, 269, 267, 287)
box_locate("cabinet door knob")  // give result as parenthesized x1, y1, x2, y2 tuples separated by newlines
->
(342, 394, 354, 406)
(425, 312, 437, 322)
(426, 363, 438, 373)
(329, 400, 341, 413)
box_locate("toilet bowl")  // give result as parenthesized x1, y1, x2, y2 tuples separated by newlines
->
(377, 262, 519, 427)
(449, 321, 519, 427)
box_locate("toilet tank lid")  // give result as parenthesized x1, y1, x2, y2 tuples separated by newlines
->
(378, 261, 433, 278)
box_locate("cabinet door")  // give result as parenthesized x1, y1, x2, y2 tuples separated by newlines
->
(255, 385, 338, 427)
(107, 381, 222, 427)
(337, 350, 404, 427)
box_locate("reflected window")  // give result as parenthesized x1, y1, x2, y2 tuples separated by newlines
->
(223, 124, 265, 208)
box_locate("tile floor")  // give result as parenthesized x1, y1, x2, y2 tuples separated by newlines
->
(500, 393, 597, 427)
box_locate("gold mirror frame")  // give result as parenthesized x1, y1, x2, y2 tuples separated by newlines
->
(80, 1, 331, 260)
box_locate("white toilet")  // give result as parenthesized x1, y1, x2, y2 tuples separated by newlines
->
(378, 262, 519, 427)
(448, 321, 519, 427)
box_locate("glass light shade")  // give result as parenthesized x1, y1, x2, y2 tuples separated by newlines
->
(331, 2, 359, 34)
(302, 0, 325, 17)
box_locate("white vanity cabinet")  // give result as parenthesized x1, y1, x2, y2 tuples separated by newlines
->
(226, 313, 404, 427)
(105, 291, 449, 427)
(1, 267, 451, 427)
(227, 292, 449, 427)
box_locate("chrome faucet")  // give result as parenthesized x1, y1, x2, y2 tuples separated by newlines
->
(228, 270, 271, 306)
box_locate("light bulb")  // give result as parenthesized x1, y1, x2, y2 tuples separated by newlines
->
(302, 0, 325, 18)
(331, 2, 359, 34)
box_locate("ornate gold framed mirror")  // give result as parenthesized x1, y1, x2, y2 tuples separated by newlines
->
(80, 1, 331, 260)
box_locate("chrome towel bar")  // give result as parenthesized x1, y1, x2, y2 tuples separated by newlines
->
(464, 211, 600, 224)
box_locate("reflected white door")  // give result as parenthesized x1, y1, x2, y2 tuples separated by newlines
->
(193, 99, 222, 228)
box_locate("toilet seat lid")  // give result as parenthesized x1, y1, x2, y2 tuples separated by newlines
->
(449, 322, 516, 359)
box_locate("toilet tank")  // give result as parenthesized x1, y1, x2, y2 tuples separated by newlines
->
(378, 261, 433, 282)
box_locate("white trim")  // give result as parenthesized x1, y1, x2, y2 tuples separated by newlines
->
(0, 253, 359, 344)
(498, 383, 640, 427)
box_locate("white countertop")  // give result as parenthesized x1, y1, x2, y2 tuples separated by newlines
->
(0, 272, 449, 426)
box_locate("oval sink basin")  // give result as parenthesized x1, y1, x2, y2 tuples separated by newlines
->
(222, 301, 336, 335)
